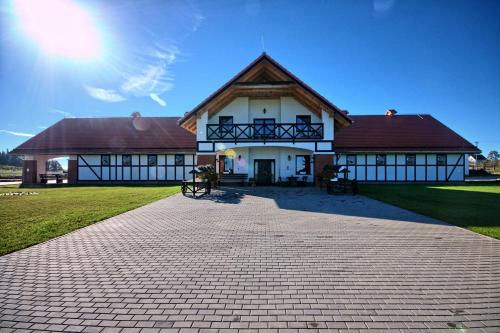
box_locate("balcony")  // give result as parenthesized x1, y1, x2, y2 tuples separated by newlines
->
(206, 123, 324, 141)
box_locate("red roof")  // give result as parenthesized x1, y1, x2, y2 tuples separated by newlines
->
(334, 115, 480, 153)
(11, 117, 196, 155)
(11, 114, 479, 155)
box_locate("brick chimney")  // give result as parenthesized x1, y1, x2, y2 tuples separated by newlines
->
(385, 109, 397, 117)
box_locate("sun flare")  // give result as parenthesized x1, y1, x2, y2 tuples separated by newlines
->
(13, 0, 102, 60)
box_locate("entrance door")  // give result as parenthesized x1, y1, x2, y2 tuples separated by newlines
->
(254, 159, 275, 185)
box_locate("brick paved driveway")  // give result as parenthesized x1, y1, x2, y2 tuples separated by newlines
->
(1, 187, 499, 333)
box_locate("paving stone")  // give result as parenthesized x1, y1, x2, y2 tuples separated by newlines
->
(1, 187, 499, 333)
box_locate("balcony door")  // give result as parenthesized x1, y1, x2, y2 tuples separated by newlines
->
(253, 118, 275, 139)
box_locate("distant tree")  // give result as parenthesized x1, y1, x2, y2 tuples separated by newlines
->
(487, 150, 499, 161)
(0, 150, 23, 167)
(47, 160, 64, 172)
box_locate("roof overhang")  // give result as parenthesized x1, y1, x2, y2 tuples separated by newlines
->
(179, 53, 351, 133)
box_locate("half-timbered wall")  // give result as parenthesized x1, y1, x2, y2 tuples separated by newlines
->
(335, 153, 466, 182)
(77, 154, 196, 182)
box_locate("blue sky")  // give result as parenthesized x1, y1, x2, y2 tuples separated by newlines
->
(1, 0, 499, 155)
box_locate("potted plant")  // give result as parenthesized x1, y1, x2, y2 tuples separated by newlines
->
(197, 164, 218, 189)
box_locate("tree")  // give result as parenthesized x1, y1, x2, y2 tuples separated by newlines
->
(0, 150, 23, 167)
(47, 160, 64, 172)
(487, 150, 499, 161)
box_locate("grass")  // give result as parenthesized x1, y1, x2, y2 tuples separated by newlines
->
(360, 183, 500, 239)
(0, 185, 180, 255)
(0, 165, 22, 178)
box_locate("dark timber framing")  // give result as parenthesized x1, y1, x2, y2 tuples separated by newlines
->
(335, 153, 466, 182)
(77, 154, 196, 182)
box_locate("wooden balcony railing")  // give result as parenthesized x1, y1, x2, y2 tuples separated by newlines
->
(206, 123, 324, 141)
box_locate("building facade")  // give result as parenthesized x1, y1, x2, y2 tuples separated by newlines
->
(12, 54, 479, 184)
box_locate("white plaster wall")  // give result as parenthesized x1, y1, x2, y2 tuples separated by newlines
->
(280, 97, 321, 123)
(207, 97, 249, 124)
(196, 112, 208, 141)
(249, 99, 281, 122)
(78, 153, 196, 182)
(216, 147, 314, 182)
(335, 153, 466, 182)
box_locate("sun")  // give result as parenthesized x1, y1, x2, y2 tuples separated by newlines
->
(13, 0, 102, 60)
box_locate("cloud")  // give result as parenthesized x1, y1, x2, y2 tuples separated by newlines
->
(0, 130, 34, 137)
(149, 93, 167, 107)
(49, 108, 75, 118)
(37, 126, 48, 129)
(121, 63, 174, 97)
(373, 0, 396, 14)
(84, 85, 126, 102)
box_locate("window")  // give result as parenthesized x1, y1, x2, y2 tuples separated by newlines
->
(296, 155, 311, 175)
(223, 156, 233, 173)
(254, 118, 275, 138)
(347, 154, 356, 165)
(175, 154, 184, 166)
(437, 154, 447, 166)
(406, 154, 416, 166)
(148, 155, 157, 166)
(219, 116, 233, 135)
(376, 154, 386, 166)
(101, 155, 110, 166)
(122, 155, 131, 166)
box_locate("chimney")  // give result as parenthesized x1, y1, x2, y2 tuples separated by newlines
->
(385, 109, 397, 117)
(131, 111, 141, 118)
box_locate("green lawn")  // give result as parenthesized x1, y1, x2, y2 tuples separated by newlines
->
(0, 185, 180, 255)
(360, 183, 500, 239)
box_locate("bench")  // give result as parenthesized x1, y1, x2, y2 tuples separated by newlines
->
(39, 173, 64, 184)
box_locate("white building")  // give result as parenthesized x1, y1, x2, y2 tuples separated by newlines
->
(12, 53, 479, 184)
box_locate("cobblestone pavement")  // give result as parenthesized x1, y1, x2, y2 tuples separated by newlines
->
(1, 187, 499, 333)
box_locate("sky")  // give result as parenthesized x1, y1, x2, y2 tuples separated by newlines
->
(0, 0, 499, 158)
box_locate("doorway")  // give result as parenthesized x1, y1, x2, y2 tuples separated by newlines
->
(254, 159, 275, 185)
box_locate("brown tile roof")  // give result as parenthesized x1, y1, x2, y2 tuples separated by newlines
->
(334, 115, 480, 153)
(11, 117, 196, 155)
(11, 114, 479, 155)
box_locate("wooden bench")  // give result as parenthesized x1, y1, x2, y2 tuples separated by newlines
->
(39, 173, 64, 184)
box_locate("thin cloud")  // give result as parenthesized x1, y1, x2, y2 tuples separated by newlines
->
(37, 126, 48, 129)
(149, 93, 167, 107)
(49, 108, 75, 118)
(85, 85, 126, 103)
(0, 129, 35, 137)
(121, 63, 174, 96)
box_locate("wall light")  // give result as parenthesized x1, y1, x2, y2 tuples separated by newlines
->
(263, 108, 267, 114)
(287, 155, 291, 161)
(238, 155, 242, 160)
